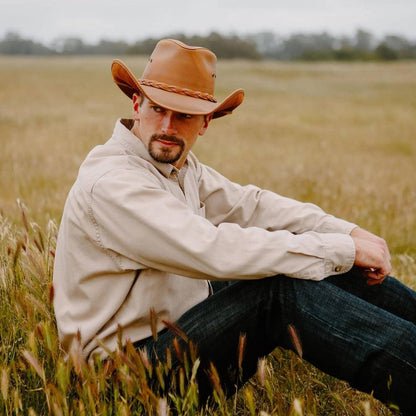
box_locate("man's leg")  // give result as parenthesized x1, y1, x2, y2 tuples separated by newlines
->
(137, 272, 416, 414)
(281, 273, 416, 415)
(326, 268, 416, 324)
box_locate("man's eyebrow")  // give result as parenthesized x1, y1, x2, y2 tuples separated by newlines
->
(148, 101, 165, 109)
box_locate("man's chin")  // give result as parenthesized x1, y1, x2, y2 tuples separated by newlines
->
(149, 149, 182, 165)
(148, 139, 184, 164)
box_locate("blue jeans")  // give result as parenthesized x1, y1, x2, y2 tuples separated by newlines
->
(136, 268, 416, 415)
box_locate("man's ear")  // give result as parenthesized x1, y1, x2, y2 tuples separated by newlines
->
(132, 93, 141, 121)
(199, 113, 213, 136)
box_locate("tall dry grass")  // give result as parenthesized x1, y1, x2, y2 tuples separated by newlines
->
(1, 56, 415, 415)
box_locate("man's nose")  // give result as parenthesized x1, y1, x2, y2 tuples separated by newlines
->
(161, 113, 177, 134)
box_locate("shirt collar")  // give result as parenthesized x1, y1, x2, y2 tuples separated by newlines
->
(111, 118, 181, 179)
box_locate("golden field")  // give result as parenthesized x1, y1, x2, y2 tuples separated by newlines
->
(0, 56, 415, 415)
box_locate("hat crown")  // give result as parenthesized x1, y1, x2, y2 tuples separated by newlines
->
(111, 39, 244, 118)
(142, 39, 217, 95)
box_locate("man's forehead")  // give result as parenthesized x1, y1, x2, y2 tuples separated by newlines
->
(142, 97, 158, 107)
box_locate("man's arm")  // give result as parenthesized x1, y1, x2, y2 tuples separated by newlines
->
(350, 227, 392, 285)
(198, 162, 356, 235)
(198, 162, 392, 284)
(90, 168, 355, 281)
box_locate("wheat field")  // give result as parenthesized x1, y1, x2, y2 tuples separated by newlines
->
(0, 56, 415, 415)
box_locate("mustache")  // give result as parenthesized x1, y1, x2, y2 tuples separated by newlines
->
(151, 134, 184, 146)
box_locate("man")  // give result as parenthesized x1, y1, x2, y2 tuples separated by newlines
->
(53, 39, 416, 414)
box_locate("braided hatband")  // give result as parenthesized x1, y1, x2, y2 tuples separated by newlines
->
(139, 79, 217, 103)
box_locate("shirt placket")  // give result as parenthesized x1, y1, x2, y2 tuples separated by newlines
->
(168, 165, 211, 296)
(169, 168, 187, 203)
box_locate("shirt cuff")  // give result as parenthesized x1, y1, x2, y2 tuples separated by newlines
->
(322, 232, 356, 276)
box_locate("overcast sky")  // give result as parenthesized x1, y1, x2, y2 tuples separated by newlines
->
(1, 0, 415, 44)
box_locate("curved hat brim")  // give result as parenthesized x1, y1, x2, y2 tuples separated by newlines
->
(111, 59, 244, 119)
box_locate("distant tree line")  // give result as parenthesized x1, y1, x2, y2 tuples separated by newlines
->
(250, 29, 416, 61)
(1, 29, 415, 61)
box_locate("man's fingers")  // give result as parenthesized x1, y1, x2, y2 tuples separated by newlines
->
(351, 228, 392, 286)
(351, 227, 392, 263)
(366, 274, 387, 285)
(352, 235, 391, 275)
(362, 268, 388, 286)
(366, 277, 384, 286)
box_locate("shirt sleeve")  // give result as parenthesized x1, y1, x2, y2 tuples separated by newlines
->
(198, 163, 357, 235)
(90, 167, 355, 282)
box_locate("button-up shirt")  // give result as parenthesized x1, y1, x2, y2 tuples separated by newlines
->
(53, 118, 356, 359)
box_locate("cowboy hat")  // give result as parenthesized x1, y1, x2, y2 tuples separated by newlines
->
(111, 39, 244, 119)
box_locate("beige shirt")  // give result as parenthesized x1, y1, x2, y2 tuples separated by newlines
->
(53, 118, 356, 359)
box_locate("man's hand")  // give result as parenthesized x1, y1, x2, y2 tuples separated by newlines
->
(350, 227, 391, 285)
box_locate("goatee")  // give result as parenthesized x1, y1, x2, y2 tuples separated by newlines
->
(148, 134, 185, 164)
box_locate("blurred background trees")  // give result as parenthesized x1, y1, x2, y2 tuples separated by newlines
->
(1, 29, 415, 61)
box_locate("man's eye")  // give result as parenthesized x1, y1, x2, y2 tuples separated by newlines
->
(180, 113, 193, 119)
(152, 106, 164, 113)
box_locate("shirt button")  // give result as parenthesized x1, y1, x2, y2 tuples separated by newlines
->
(334, 265, 342, 273)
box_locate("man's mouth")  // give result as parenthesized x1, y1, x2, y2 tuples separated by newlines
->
(157, 139, 179, 146)
(152, 134, 184, 148)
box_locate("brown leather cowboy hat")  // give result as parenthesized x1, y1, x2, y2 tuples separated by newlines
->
(111, 39, 244, 119)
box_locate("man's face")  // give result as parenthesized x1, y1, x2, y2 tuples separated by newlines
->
(132, 95, 211, 169)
